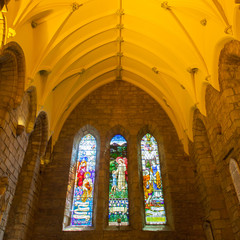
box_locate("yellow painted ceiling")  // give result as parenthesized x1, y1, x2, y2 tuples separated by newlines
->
(2, 0, 240, 152)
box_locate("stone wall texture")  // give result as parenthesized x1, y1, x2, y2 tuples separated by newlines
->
(2, 40, 240, 240)
(31, 80, 205, 240)
(0, 94, 29, 239)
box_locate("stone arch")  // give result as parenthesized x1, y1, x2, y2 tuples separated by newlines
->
(211, 40, 240, 145)
(36, 111, 48, 157)
(63, 124, 100, 230)
(229, 158, 240, 203)
(4, 111, 49, 240)
(72, 124, 100, 149)
(218, 40, 240, 92)
(0, 42, 25, 111)
(191, 109, 234, 240)
(25, 86, 37, 134)
(13, 86, 37, 135)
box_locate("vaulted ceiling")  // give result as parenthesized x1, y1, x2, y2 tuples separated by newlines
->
(2, 0, 239, 152)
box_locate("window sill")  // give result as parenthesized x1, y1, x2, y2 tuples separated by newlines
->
(143, 224, 172, 232)
(63, 226, 95, 231)
(104, 225, 132, 231)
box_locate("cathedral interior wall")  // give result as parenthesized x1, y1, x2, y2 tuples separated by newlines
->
(1, 40, 240, 240)
(30, 80, 205, 240)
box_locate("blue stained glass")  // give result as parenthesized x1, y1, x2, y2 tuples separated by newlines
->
(108, 135, 129, 226)
(141, 133, 166, 225)
(71, 134, 96, 226)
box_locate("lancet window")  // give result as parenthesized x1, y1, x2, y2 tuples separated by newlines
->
(108, 134, 129, 226)
(67, 134, 97, 228)
(140, 133, 166, 225)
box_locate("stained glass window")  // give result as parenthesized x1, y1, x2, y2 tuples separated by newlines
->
(71, 134, 96, 227)
(141, 133, 166, 225)
(108, 135, 129, 226)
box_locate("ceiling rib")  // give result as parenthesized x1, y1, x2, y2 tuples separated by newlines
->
(117, 0, 123, 80)
(161, 2, 209, 76)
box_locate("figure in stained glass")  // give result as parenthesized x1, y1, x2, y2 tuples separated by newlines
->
(111, 170, 117, 192)
(115, 157, 127, 190)
(141, 133, 166, 225)
(108, 135, 129, 226)
(77, 158, 87, 187)
(71, 134, 96, 227)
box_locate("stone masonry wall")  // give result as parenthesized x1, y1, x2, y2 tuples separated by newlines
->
(3, 112, 48, 240)
(192, 40, 240, 240)
(190, 113, 234, 240)
(31, 80, 205, 240)
(0, 94, 29, 240)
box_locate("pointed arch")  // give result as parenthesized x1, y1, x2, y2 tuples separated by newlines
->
(140, 133, 166, 225)
(108, 134, 129, 226)
(0, 42, 25, 110)
(63, 125, 100, 230)
(25, 86, 37, 134)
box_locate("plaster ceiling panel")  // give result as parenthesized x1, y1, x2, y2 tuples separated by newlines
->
(122, 69, 190, 143)
(121, 38, 193, 93)
(10, 11, 71, 78)
(122, 28, 188, 73)
(58, 0, 119, 35)
(50, 56, 118, 97)
(43, 52, 117, 103)
(122, 56, 182, 99)
(123, 0, 170, 24)
(6, 0, 21, 25)
(122, 57, 195, 129)
(123, 15, 202, 69)
(72, 57, 118, 83)
(169, 4, 229, 74)
(11, 0, 71, 29)
(49, 73, 117, 127)
(4, 0, 237, 152)
(122, 41, 175, 73)
(50, 71, 117, 136)
(58, 41, 118, 79)
(49, 58, 118, 118)
(217, 0, 235, 23)
(123, 65, 194, 108)
(40, 14, 118, 68)
(47, 31, 118, 87)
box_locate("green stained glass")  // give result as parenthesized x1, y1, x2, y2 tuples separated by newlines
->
(108, 135, 129, 226)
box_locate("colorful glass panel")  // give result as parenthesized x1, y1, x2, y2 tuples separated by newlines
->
(108, 135, 129, 226)
(71, 134, 96, 226)
(141, 133, 166, 225)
